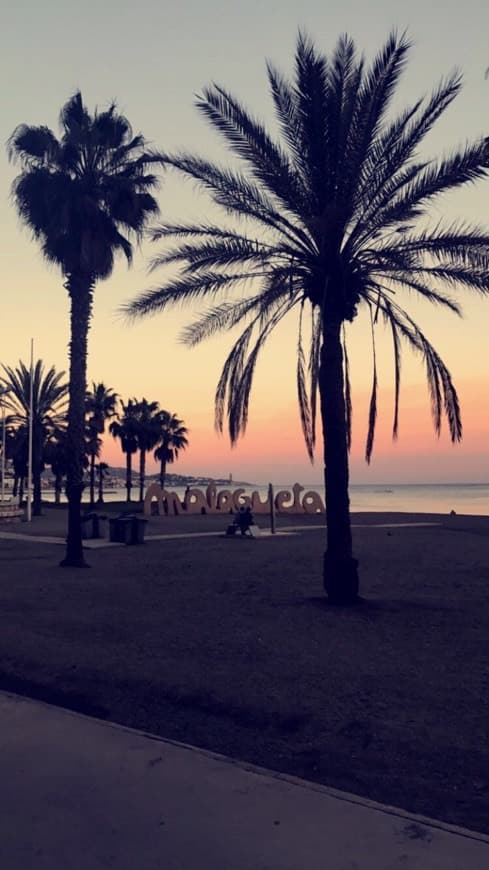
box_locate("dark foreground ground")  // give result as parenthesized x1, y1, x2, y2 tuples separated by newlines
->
(1, 508, 488, 833)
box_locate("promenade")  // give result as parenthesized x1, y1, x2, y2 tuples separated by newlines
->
(2, 691, 488, 870)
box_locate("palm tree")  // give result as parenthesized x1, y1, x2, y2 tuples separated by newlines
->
(133, 398, 161, 502)
(44, 428, 69, 505)
(125, 33, 489, 604)
(85, 382, 118, 507)
(96, 461, 110, 504)
(8, 93, 161, 566)
(6, 425, 28, 502)
(109, 399, 139, 502)
(154, 411, 189, 489)
(1, 360, 68, 515)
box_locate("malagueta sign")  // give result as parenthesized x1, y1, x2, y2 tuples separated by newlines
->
(144, 481, 325, 516)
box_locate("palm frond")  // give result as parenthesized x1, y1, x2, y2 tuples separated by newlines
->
(342, 326, 352, 451)
(372, 293, 462, 441)
(196, 84, 306, 214)
(122, 271, 259, 320)
(297, 304, 315, 458)
(161, 152, 314, 254)
(365, 305, 378, 462)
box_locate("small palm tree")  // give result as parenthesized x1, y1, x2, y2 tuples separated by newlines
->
(5, 424, 27, 501)
(126, 32, 489, 604)
(85, 382, 118, 507)
(1, 360, 68, 515)
(133, 398, 161, 502)
(44, 428, 69, 505)
(96, 461, 110, 504)
(8, 93, 161, 565)
(154, 411, 189, 489)
(109, 399, 139, 502)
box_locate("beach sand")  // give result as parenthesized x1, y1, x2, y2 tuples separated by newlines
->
(0, 506, 488, 833)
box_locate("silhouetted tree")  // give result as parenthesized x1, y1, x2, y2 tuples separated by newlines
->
(1, 360, 68, 515)
(44, 428, 69, 504)
(109, 399, 139, 502)
(5, 424, 27, 501)
(154, 411, 189, 489)
(133, 398, 160, 502)
(85, 382, 118, 507)
(126, 32, 489, 603)
(8, 93, 161, 565)
(96, 461, 109, 504)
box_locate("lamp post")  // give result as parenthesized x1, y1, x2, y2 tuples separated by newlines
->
(0, 386, 12, 504)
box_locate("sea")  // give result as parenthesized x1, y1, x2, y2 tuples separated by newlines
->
(42, 482, 489, 516)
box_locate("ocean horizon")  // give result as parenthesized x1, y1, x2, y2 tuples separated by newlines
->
(40, 481, 489, 516)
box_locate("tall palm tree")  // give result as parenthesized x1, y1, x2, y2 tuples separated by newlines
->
(125, 33, 489, 604)
(8, 93, 161, 565)
(109, 399, 139, 502)
(133, 398, 161, 502)
(1, 360, 68, 515)
(154, 411, 189, 489)
(85, 382, 118, 507)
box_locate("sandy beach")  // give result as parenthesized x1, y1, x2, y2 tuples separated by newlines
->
(0, 506, 488, 833)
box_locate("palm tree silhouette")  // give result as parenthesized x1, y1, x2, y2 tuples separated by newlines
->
(133, 398, 161, 502)
(109, 399, 139, 503)
(1, 360, 68, 515)
(154, 411, 189, 489)
(126, 32, 488, 604)
(44, 428, 69, 505)
(95, 461, 110, 504)
(8, 93, 161, 565)
(85, 382, 118, 507)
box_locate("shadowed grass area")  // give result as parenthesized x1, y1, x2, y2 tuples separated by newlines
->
(0, 516, 488, 832)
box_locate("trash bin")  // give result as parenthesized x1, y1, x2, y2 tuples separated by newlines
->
(109, 515, 146, 544)
(130, 516, 147, 544)
(82, 512, 108, 539)
(81, 512, 107, 539)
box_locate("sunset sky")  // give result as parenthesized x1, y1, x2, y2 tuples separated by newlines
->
(1, 0, 488, 485)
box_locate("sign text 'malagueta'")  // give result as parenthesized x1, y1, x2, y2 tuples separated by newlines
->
(144, 481, 325, 516)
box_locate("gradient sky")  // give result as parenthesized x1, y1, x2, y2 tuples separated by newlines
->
(1, 0, 488, 484)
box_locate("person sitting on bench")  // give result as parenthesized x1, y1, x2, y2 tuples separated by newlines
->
(226, 506, 255, 536)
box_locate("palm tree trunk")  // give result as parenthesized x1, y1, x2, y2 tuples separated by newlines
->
(319, 321, 359, 604)
(125, 451, 132, 502)
(54, 473, 62, 505)
(61, 278, 93, 568)
(97, 468, 104, 504)
(32, 429, 43, 516)
(159, 458, 167, 490)
(139, 449, 146, 502)
(89, 452, 96, 507)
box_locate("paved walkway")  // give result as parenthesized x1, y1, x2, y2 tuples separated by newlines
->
(0, 522, 441, 548)
(0, 691, 487, 869)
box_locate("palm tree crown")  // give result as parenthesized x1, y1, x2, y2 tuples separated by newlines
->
(125, 33, 488, 603)
(8, 92, 161, 281)
(154, 411, 189, 489)
(1, 360, 68, 514)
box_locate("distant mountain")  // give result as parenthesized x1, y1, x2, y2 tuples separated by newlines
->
(99, 468, 255, 487)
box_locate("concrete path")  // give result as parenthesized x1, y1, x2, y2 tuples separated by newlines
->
(0, 522, 441, 548)
(0, 692, 487, 870)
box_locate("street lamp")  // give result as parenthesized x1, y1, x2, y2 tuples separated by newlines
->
(0, 386, 13, 504)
